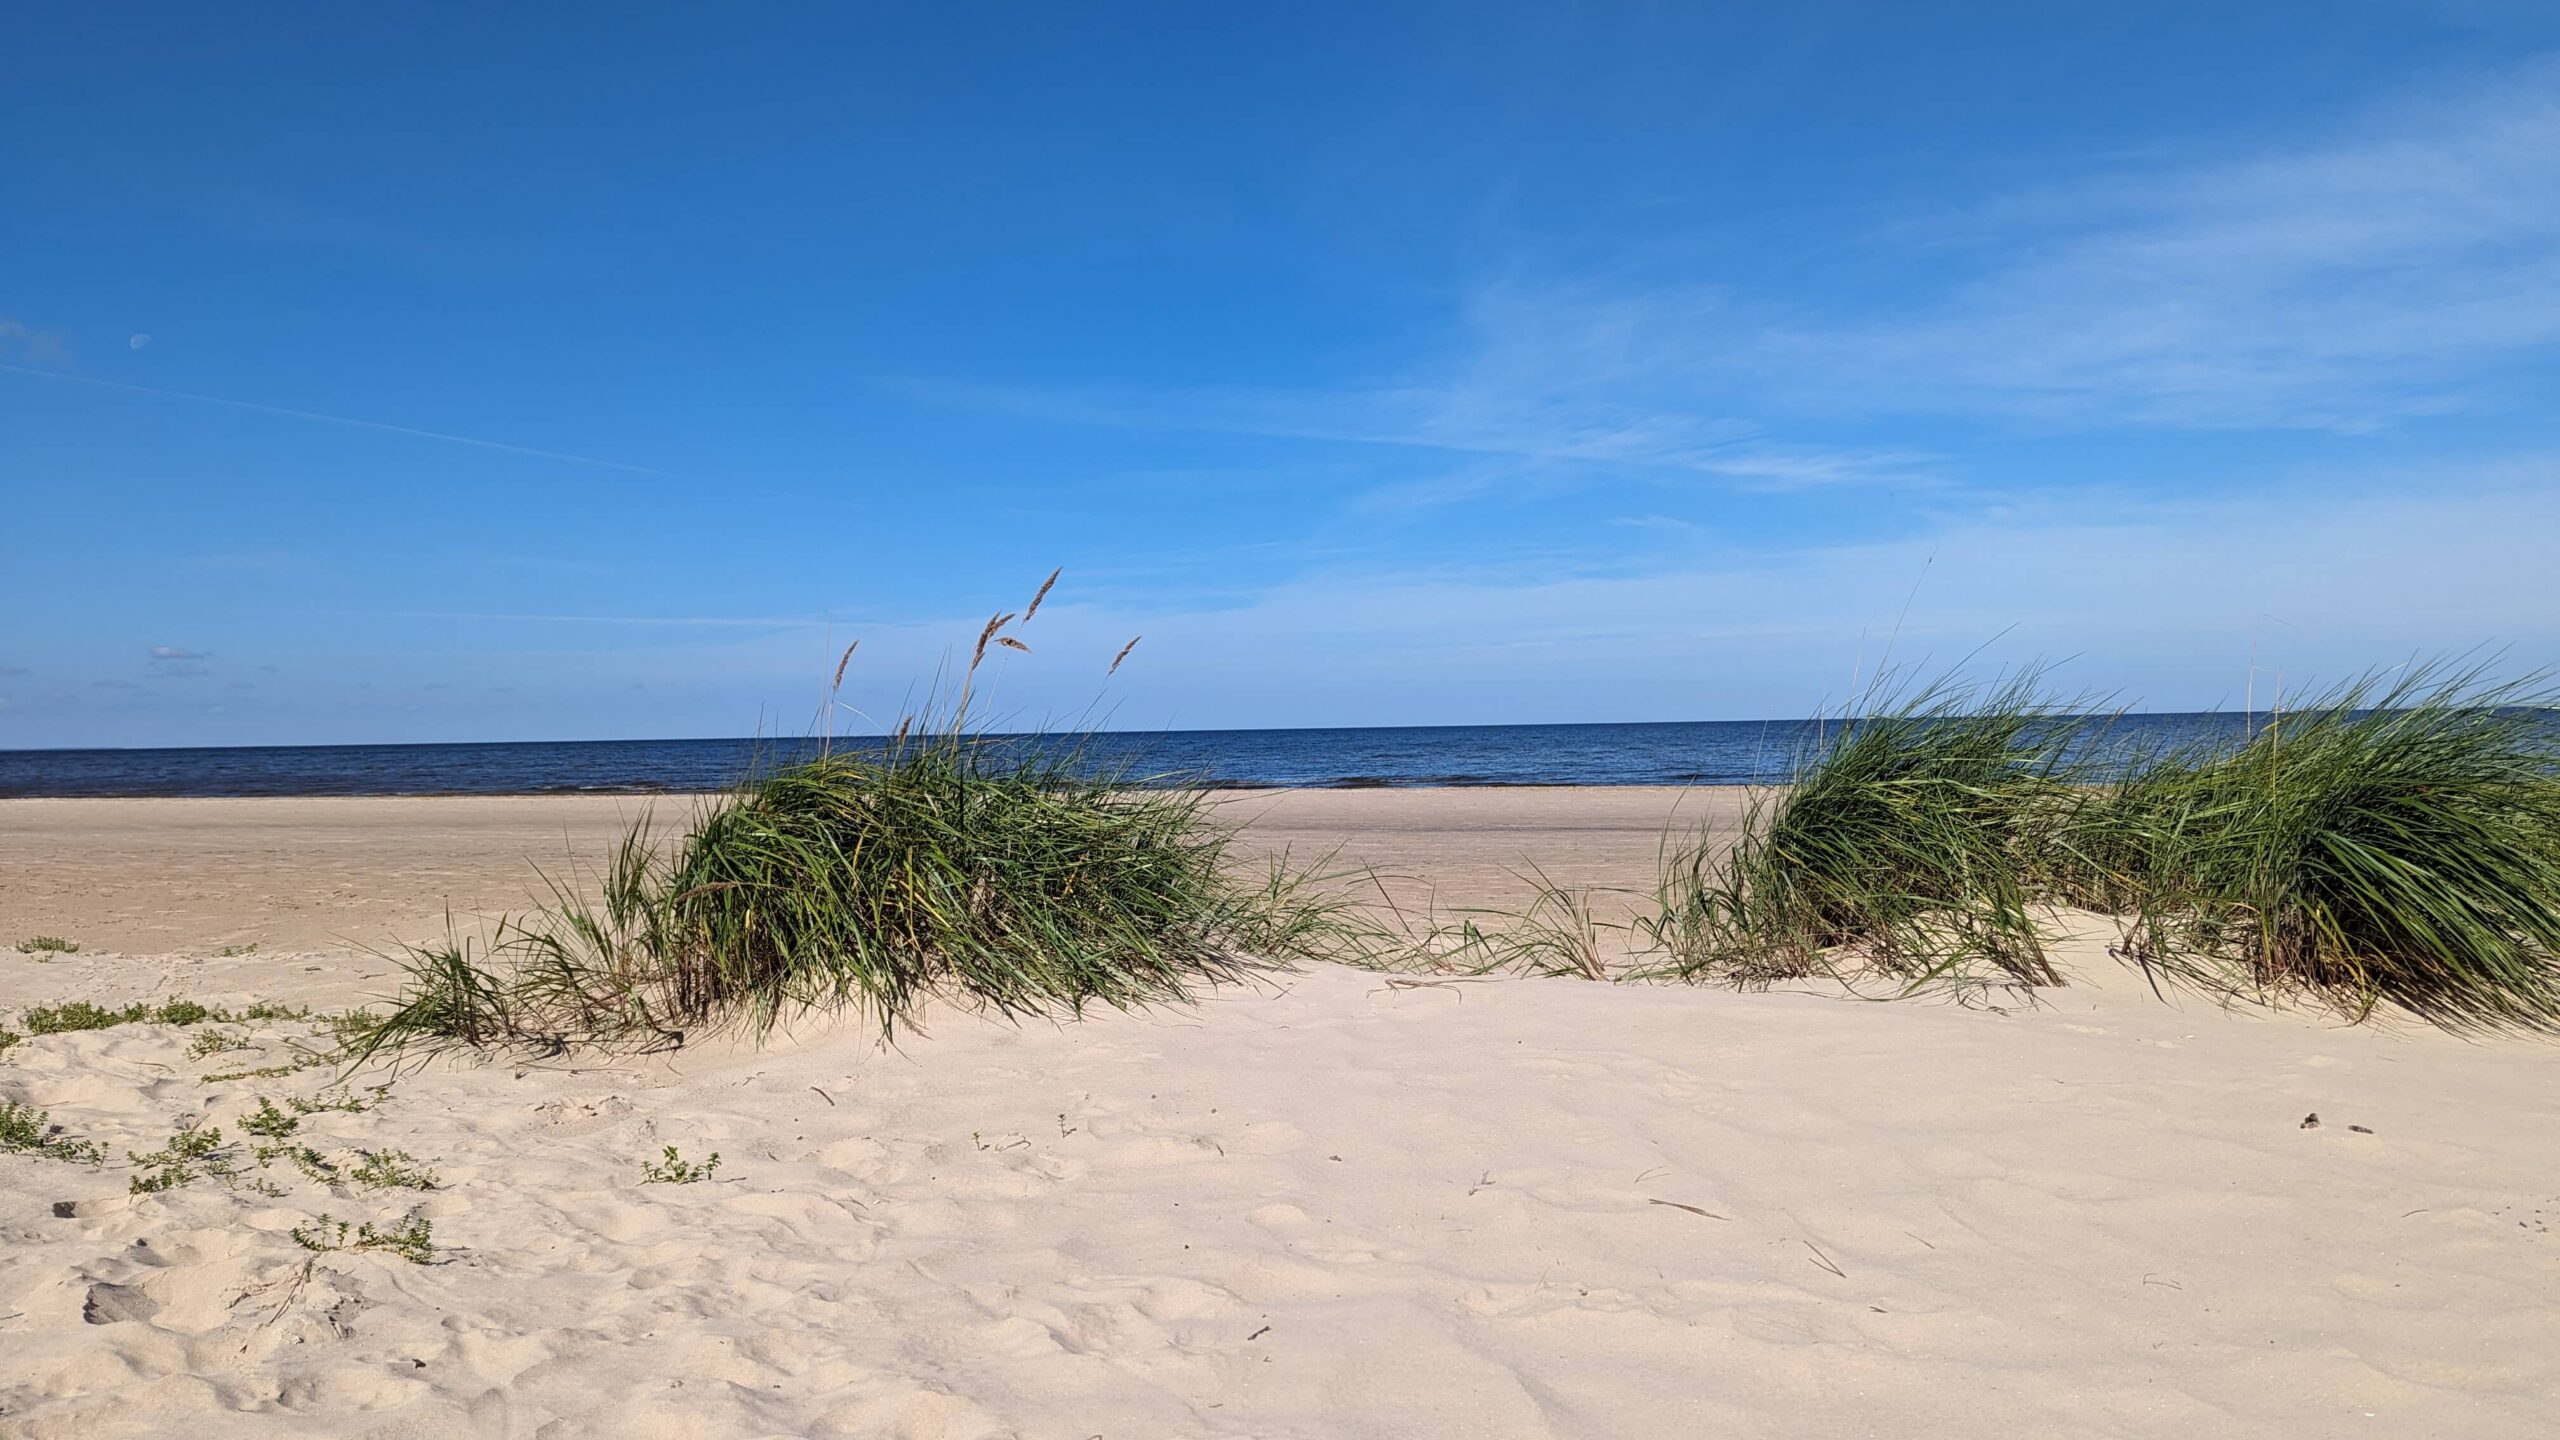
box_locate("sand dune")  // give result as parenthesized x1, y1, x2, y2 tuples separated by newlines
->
(3, 795, 2556, 1437)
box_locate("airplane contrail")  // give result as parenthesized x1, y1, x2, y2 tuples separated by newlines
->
(0, 360, 676, 477)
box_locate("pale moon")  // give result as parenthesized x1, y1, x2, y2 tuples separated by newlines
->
(129, 333, 151, 350)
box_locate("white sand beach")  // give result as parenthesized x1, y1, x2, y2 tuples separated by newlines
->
(3, 793, 2556, 1437)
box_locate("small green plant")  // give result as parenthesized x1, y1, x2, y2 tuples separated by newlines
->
(239, 1097, 300, 1139)
(151, 999, 212, 1026)
(204, 1058, 323, 1083)
(290, 1086, 385, 1116)
(640, 1145, 721, 1184)
(23, 1001, 146, 1035)
(0, 1099, 107, 1164)
(0, 1028, 20, 1059)
(215, 942, 260, 958)
(292, 1211, 434, 1265)
(188, 1028, 254, 1060)
(230, 1001, 310, 1021)
(128, 1118, 240, 1194)
(255, 1143, 342, 1184)
(350, 1149, 438, 1191)
(15, 936, 79, 955)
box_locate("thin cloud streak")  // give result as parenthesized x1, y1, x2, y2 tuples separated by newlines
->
(0, 362, 676, 476)
(345, 609, 857, 629)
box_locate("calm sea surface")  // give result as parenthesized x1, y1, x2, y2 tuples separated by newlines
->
(0, 715, 2274, 798)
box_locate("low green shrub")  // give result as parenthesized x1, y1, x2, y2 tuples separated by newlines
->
(349, 1149, 438, 1190)
(129, 1119, 239, 1194)
(1, 1100, 106, 1165)
(293, 1212, 433, 1264)
(240, 1097, 299, 1138)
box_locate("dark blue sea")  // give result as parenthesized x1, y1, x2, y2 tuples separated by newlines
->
(0, 715, 2271, 798)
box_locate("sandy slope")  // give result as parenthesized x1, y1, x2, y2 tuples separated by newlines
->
(3, 795, 2557, 1438)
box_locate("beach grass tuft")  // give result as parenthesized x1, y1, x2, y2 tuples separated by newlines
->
(347, 577, 1371, 1058)
(1633, 659, 2560, 1029)
(1435, 868, 1625, 980)
(1640, 676, 2085, 992)
(2085, 665, 2560, 1028)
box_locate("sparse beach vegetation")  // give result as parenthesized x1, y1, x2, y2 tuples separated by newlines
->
(204, 1058, 327, 1083)
(241, 1097, 300, 1138)
(639, 1144, 721, 1184)
(1431, 867, 1627, 980)
(18, 996, 318, 1037)
(292, 1211, 434, 1265)
(24, 1001, 151, 1034)
(187, 1028, 254, 1059)
(350, 1147, 439, 1190)
(128, 1118, 242, 1194)
(256, 1142, 342, 1184)
(291, 1086, 385, 1115)
(1, 1099, 107, 1165)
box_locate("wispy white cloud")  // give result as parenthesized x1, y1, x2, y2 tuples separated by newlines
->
(908, 277, 1938, 503)
(1763, 59, 2560, 427)
(1048, 464, 2560, 721)
(474, 457, 2559, 729)
(0, 318, 73, 367)
(930, 55, 2560, 469)
(145, 645, 216, 681)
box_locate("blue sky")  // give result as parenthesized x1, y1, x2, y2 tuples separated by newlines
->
(6, 2, 2559, 747)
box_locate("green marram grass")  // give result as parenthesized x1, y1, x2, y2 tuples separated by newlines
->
(1640, 677, 2089, 992)
(1641, 660, 2560, 1031)
(2082, 665, 2560, 1030)
(350, 578, 1372, 1058)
